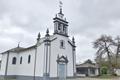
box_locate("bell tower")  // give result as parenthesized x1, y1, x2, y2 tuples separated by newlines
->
(53, 1, 68, 37)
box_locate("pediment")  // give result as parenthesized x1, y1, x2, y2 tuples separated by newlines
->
(56, 55, 68, 63)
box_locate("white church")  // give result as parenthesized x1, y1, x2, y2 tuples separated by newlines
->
(0, 4, 76, 80)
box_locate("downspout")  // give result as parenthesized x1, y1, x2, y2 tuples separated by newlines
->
(5, 51, 9, 79)
(33, 46, 37, 80)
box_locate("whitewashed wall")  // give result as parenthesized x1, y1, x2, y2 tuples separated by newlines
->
(7, 52, 18, 75)
(50, 34, 74, 77)
(114, 69, 120, 76)
(17, 48, 35, 76)
(0, 34, 75, 78)
(0, 53, 8, 75)
(35, 43, 44, 77)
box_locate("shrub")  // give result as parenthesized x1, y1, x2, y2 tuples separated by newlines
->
(101, 67, 108, 74)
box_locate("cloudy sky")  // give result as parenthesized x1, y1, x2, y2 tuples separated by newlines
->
(0, 0, 120, 63)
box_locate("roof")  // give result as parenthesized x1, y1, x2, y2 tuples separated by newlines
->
(1, 34, 74, 54)
(1, 46, 25, 54)
(0, 35, 54, 54)
(9, 47, 25, 52)
(1, 45, 36, 54)
(76, 59, 99, 68)
(0, 35, 53, 54)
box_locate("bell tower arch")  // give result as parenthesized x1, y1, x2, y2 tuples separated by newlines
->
(53, 1, 68, 37)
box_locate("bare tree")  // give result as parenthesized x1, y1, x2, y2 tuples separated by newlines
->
(93, 35, 114, 74)
(113, 36, 120, 67)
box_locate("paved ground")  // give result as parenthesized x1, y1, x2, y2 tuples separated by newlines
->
(1, 77, 120, 80)
(68, 77, 120, 80)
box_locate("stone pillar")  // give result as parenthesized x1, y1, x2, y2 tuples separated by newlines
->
(43, 29, 51, 80)
(72, 37, 76, 76)
(95, 68, 99, 76)
(88, 68, 90, 76)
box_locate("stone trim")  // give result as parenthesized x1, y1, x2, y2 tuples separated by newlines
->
(53, 17, 68, 24)
(57, 55, 68, 64)
(54, 32, 69, 37)
(5, 51, 9, 78)
(33, 47, 37, 80)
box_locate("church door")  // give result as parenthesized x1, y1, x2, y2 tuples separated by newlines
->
(58, 63, 66, 80)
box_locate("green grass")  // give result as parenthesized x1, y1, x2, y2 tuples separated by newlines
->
(97, 74, 119, 79)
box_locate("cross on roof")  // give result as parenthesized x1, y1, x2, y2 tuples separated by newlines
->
(59, 1, 63, 9)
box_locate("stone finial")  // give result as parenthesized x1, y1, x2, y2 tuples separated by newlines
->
(65, 18, 66, 21)
(46, 28, 49, 34)
(37, 32, 41, 41)
(72, 37, 75, 44)
(17, 42, 20, 48)
(56, 14, 57, 17)
(45, 28, 50, 37)
(38, 32, 41, 38)
(59, 1, 63, 14)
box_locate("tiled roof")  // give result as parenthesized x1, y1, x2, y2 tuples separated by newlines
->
(76, 59, 99, 68)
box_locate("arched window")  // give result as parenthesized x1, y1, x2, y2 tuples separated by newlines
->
(28, 55, 31, 64)
(63, 26, 66, 31)
(20, 57, 22, 64)
(58, 23, 61, 30)
(12, 57, 17, 64)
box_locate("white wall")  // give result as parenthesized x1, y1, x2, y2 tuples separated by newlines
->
(0, 53, 8, 75)
(0, 48, 37, 76)
(4, 48, 36, 76)
(0, 34, 75, 78)
(50, 34, 74, 77)
(35, 43, 44, 77)
(115, 69, 120, 76)
(17, 49, 35, 76)
(7, 52, 18, 75)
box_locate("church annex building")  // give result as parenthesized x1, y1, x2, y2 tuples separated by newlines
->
(0, 6, 76, 80)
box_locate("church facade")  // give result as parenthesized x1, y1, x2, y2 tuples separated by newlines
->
(0, 7, 76, 80)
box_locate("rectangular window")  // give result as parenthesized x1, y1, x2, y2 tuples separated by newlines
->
(20, 57, 22, 64)
(63, 26, 66, 31)
(58, 25, 61, 30)
(28, 55, 31, 64)
(60, 40, 65, 49)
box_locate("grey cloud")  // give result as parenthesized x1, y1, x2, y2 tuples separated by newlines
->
(0, 0, 120, 62)
(70, 0, 120, 36)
